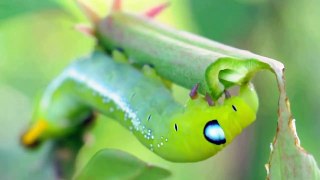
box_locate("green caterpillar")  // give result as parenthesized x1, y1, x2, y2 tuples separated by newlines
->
(22, 52, 258, 162)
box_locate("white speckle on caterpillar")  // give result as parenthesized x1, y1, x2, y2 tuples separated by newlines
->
(131, 118, 141, 130)
(165, 138, 168, 142)
(69, 68, 141, 130)
(160, 142, 163, 146)
(157, 144, 160, 148)
(151, 135, 154, 139)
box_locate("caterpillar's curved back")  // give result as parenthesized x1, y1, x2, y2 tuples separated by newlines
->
(22, 52, 258, 162)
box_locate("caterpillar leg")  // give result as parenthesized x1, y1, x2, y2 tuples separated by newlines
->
(205, 93, 215, 106)
(112, 47, 128, 63)
(111, 47, 172, 89)
(190, 83, 215, 106)
(224, 90, 231, 99)
(189, 83, 199, 99)
(81, 111, 97, 127)
(142, 64, 172, 89)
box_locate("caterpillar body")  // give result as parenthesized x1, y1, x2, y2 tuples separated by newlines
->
(22, 52, 258, 162)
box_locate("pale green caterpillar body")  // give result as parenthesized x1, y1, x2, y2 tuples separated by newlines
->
(22, 52, 258, 162)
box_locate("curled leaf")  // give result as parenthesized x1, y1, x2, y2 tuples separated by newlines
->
(205, 57, 271, 99)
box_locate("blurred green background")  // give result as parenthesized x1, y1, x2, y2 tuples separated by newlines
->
(0, 0, 319, 179)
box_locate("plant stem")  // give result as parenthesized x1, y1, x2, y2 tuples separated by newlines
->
(95, 12, 279, 99)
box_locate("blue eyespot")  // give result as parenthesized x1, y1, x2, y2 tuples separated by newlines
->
(203, 120, 226, 145)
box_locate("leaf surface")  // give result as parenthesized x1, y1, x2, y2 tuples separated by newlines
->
(75, 149, 171, 180)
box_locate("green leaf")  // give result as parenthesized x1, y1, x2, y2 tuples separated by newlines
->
(75, 149, 171, 180)
(0, 0, 62, 21)
(266, 72, 320, 179)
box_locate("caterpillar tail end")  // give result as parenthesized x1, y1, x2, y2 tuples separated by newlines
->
(145, 2, 170, 18)
(20, 120, 48, 148)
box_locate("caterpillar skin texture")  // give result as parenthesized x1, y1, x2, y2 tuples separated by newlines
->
(96, 12, 270, 99)
(22, 52, 258, 162)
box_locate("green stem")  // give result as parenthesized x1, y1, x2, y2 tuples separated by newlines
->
(96, 12, 281, 99)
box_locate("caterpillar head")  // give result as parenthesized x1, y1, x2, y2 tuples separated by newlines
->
(154, 83, 258, 162)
